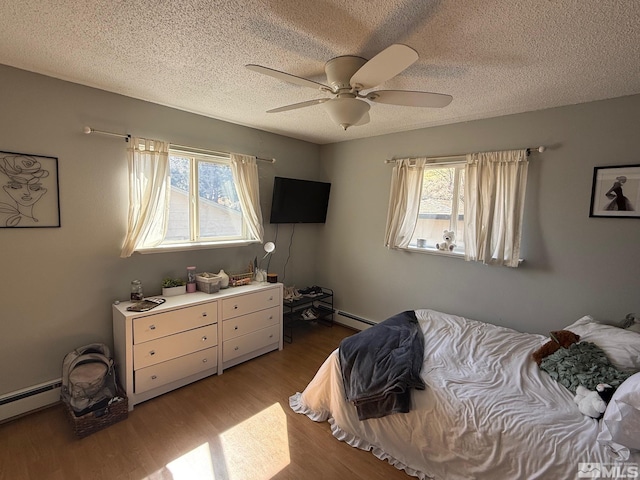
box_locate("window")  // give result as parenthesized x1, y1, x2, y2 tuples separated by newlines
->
(410, 162, 465, 253)
(385, 149, 529, 267)
(162, 149, 250, 246)
(120, 138, 264, 258)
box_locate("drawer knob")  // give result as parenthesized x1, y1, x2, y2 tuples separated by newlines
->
(149, 325, 156, 330)
(202, 312, 207, 317)
(268, 315, 273, 320)
(151, 375, 157, 380)
(150, 350, 156, 356)
(234, 346, 239, 351)
(233, 305, 238, 310)
(234, 325, 239, 330)
(202, 336, 208, 341)
(203, 358, 208, 363)
(269, 334, 274, 338)
(269, 296, 273, 301)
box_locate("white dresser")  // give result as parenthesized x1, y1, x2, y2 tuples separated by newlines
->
(112, 283, 283, 410)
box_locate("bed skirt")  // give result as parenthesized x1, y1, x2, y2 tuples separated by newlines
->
(289, 392, 429, 479)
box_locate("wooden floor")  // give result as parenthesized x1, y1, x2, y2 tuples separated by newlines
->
(0, 322, 412, 480)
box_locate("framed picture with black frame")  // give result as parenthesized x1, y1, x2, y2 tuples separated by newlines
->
(589, 164, 640, 218)
(0, 150, 60, 228)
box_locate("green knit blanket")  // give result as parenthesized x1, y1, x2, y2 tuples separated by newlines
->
(539, 341, 633, 394)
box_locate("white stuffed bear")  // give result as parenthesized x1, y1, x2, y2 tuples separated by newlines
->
(574, 384, 614, 419)
(436, 229, 456, 251)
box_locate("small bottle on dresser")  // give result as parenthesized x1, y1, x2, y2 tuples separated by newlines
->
(187, 266, 197, 293)
(130, 280, 143, 301)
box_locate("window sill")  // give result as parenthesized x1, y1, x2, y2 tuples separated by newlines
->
(403, 246, 465, 258)
(135, 240, 260, 254)
(403, 246, 525, 265)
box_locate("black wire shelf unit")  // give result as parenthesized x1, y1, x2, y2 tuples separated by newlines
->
(283, 287, 334, 343)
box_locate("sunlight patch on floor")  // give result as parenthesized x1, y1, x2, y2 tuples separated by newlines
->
(166, 442, 215, 480)
(150, 403, 290, 480)
(218, 402, 291, 480)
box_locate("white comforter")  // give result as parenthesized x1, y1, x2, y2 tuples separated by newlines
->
(290, 309, 639, 479)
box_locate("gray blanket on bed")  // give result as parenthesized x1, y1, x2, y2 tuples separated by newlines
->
(338, 310, 426, 420)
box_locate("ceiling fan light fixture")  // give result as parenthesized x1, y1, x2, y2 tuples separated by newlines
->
(324, 98, 370, 130)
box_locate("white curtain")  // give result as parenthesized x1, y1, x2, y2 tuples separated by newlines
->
(230, 153, 264, 243)
(120, 138, 170, 258)
(384, 158, 427, 248)
(464, 149, 529, 267)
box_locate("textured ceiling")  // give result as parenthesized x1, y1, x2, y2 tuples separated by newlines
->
(1, 1, 639, 144)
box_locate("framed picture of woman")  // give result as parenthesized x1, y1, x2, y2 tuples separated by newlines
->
(0, 150, 60, 228)
(589, 164, 640, 218)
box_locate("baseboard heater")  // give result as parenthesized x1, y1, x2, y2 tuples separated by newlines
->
(0, 379, 62, 423)
(336, 310, 376, 329)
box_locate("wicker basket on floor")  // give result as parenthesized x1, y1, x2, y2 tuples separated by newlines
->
(63, 387, 128, 438)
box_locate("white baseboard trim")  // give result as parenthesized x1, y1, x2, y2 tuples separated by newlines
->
(0, 379, 61, 423)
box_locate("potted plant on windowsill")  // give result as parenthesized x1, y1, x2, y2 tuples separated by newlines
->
(162, 277, 186, 297)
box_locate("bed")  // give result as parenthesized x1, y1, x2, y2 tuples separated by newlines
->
(290, 309, 640, 479)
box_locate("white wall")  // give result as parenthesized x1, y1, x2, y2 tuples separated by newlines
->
(0, 65, 322, 395)
(317, 95, 640, 334)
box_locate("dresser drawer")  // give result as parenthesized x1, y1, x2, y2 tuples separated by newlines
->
(221, 289, 279, 319)
(133, 324, 218, 370)
(222, 324, 279, 363)
(133, 302, 217, 344)
(222, 306, 279, 341)
(134, 346, 217, 394)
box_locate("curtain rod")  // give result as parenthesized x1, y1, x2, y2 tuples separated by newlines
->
(385, 145, 546, 164)
(83, 126, 276, 163)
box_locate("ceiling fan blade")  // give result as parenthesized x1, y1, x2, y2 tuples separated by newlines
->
(246, 64, 329, 91)
(350, 44, 419, 90)
(267, 98, 329, 113)
(367, 90, 453, 108)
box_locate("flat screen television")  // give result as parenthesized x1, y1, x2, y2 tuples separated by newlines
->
(270, 176, 331, 224)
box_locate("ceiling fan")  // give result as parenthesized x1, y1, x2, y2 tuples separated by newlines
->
(246, 44, 452, 131)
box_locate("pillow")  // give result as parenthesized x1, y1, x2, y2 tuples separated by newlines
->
(597, 372, 640, 460)
(628, 322, 640, 334)
(563, 316, 640, 372)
